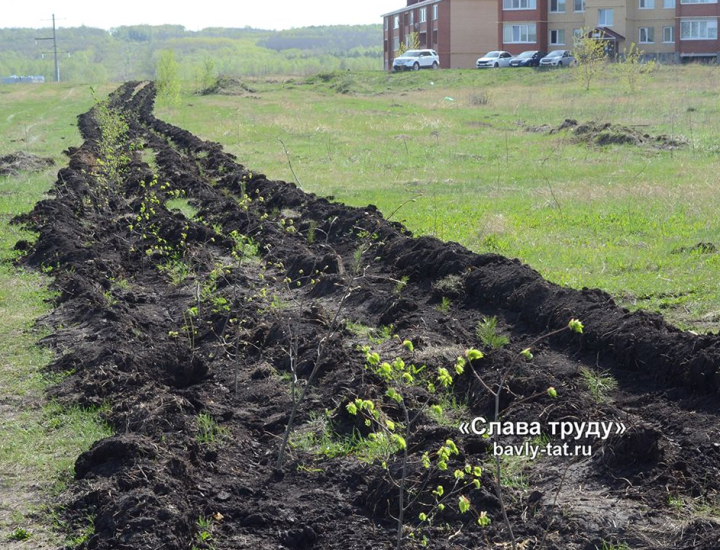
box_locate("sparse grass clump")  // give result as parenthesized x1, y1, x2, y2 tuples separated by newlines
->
(476, 316, 509, 349)
(596, 542, 631, 550)
(467, 89, 489, 106)
(579, 367, 618, 402)
(196, 413, 229, 446)
(158, 258, 194, 285)
(290, 412, 399, 463)
(166, 197, 199, 219)
(8, 527, 32, 541)
(433, 274, 463, 296)
(436, 296, 452, 313)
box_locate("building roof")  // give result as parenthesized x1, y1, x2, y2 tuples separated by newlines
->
(381, 0, 444, 18)
(590, 27, 625, 41)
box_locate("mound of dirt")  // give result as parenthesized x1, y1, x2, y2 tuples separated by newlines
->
(199, 74, 257, 96)
(303, 71, 359, 94)
(11, 82, 720, 550)
(0, 151, 54, 177)
(551, 119, 687, 149)
(673, 242, 718, 254)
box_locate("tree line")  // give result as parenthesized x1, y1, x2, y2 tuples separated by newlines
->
(0, 24, 383, 82)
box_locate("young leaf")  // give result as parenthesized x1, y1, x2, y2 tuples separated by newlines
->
(437, 367, 453, 388)
(465, 348, 484, 362)
(459, 495, 470, 514)
(392, 434, 407, 450)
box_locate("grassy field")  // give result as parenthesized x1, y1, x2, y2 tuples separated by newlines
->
(0, 84, 113, 546)
(160, 66, 720, 331)
(0, 64, 719, 540)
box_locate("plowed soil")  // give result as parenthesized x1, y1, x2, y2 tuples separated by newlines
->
(13, 82, 720, 550)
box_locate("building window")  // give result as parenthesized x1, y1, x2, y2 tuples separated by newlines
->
(663, 26, 675, 42)
(574, 0, 585, 11)
(393, 37, 400, 51)
(420, 8, 427, 22)
(503, 23, 538, 43)
(503, 0, 538, 10)
(681, 18, 718, 39)
(394, 16, 399, 29)
(663, 0, 675, 6)
(598, 9, 614, 26)
(433, 4, 439, 19)
(550, 0, 566, 12)
(550, 29, 566, 44)
(409, 11, 414, 25)
(639, 27, 655, 42)
(681, 0, 717, 3)
(639, 0, 655, 7)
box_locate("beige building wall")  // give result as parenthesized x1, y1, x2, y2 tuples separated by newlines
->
(626, 0, 676, 53)
(449, 0, 498, 68)
(585, 0, 629, 39)
(547, 0, 676, 55)
(547, 2, 585, 50)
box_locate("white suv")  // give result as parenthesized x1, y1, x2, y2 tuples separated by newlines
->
(393, 49, 440, 71)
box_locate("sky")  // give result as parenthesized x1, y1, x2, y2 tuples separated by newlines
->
(2, 1, 399, 31)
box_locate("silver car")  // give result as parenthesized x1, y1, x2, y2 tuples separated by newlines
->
(476, 51, 513, 69)
(392, 49, 440, 71)
(539, 50, 577, 67)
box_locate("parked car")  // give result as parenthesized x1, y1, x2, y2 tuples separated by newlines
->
(508, 50, 547, 68)
(476, 51, 513, 69)
(392, 49, 440, 71)
(539, 50, 577, 68)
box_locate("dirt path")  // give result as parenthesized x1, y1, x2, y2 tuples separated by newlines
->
(14, 82, 720, 549)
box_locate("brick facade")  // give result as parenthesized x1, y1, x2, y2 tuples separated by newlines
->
(382, 0, 720, 68)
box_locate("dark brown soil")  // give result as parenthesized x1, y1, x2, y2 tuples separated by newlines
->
(0, 151, 55, 177)
(551, 119, 687, 149)
(13, 83, 720, 550)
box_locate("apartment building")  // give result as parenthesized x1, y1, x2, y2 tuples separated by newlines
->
(382, 0, 498, 69)
(383, 0, 720, 67)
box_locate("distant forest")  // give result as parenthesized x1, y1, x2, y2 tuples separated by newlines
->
(0, 24, 383, 82)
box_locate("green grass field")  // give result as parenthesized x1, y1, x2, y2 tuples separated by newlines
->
(0, 83, 113, 546)
(0, 64, 719, 541)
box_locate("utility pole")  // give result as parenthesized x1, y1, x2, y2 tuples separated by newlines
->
(35, 14, 60, 82)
